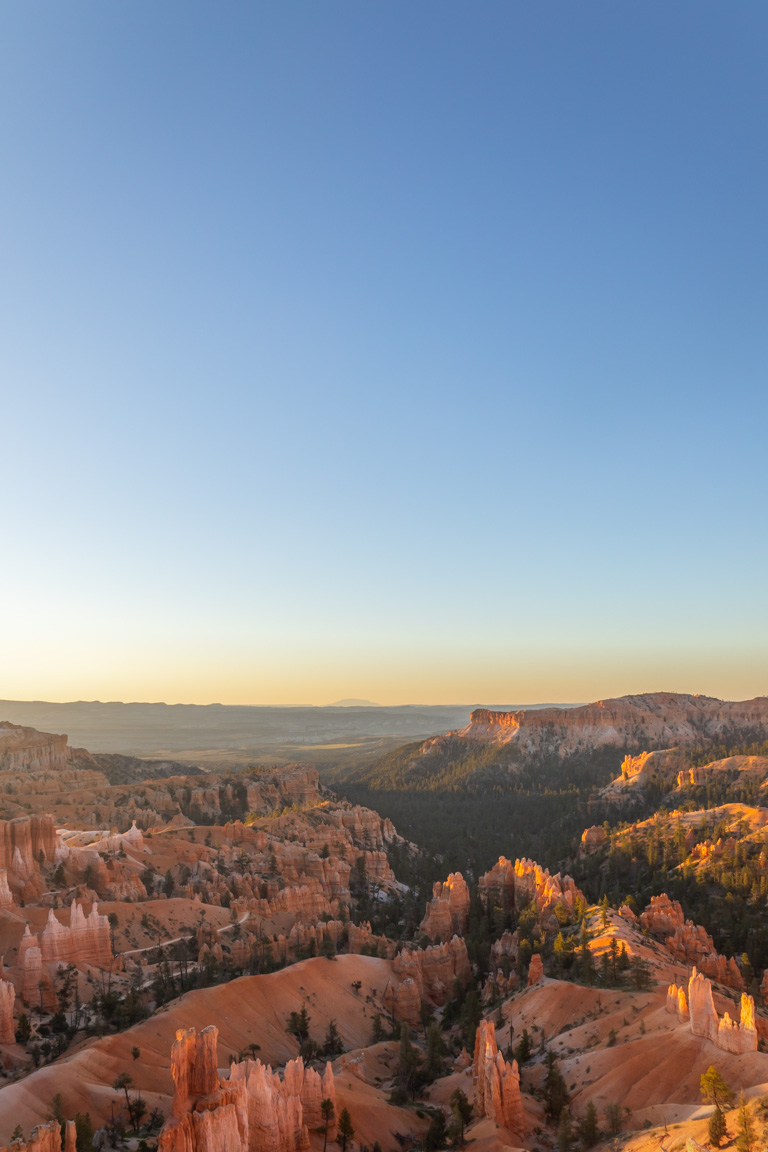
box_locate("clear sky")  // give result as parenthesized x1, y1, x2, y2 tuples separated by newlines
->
(1, 2, 766, 707)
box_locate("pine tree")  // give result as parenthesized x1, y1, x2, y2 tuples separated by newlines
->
(514, 1027, 532, 1065)
(449, 1088, 473, 1147)
(735, 1091, 755, 1152)
(557, 1107, 572, 1152)
(577, 1101, 600, 1148)
(709, 1105, 727, 1148)
(425, 1019, 447, 1081)
(700, 1066, 735, 1112)
(336, 1106, 355, 1151)
(320, 1098, 334, 1152)
(544, 1050, 569, 1119)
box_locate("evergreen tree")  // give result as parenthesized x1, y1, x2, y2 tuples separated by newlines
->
(577, 1101, 600, 1148)
(514, 1027, 532, 1065)
(449, 1088, 473, 1147)
(700, 1066, 735, 1112)
(544, 1050, 569, 1119)
(336, 1106, 354, 1151)
(320, 1098, 334, 1152)
(556, 1107, 572, 1152)
(735, 1092, 755, 1152)
(424, 1109, 448, 1151)
(322, 1018, 344, 1058)
(396, 1022, 421, 1102)
(424, 1019, 447, 1081)
(604, 1102, 624, 1136)
(708, 1106, 727, 1148)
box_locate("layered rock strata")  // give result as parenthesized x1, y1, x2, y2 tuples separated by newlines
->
(457, 694, 768, 756)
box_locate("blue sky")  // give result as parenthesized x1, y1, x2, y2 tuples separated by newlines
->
(1, 3, 766, 705)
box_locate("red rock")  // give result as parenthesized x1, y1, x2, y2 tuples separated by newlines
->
(393, 937, 471, 1006)
(0, 978, 15, 1044)
(527, 953, 544, 986)
(383, 976, 421, 1026)
(473, 1019, 524, 1138)
(420, 872, 470, 940)
(579, 826, 608, 854)
(687, 968, 756, 1053)
(666, 983, 688, 1021)
(459, 694, 768, 756)
(158, 1024, 336, 1152)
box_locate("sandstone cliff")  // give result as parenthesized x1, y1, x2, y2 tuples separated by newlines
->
(456, 693, 768, 756)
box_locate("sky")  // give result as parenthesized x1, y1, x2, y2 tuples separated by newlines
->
(1, 2, 766, 707)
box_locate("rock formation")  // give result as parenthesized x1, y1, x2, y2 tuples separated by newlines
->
(642, 895, 743, 991)
(0, 723, 70, 773)
(666, 983, 689, 1021)
(158, 1025, 337, 1152)
(383, 976, 421, 1027)
(0, 1120, 77, 1152)
(420, 872, 470, 939)
(40, 900, 113, 967)
(0, 977, 15, 1044)
(477, 856, 583, 930)
(687, 968, 756, 1053)
(473, 1020, 524, 1137)
(580, 825, 608, 854)
(0, 815, 62, 878)
(457, 694, 768, 756)
(640, 894, 684, 937)
(392, 936, 471, 1005)
(0, 871, 13, 908)
(18, 927, 57, 1011)
(527, 953, 544, 986)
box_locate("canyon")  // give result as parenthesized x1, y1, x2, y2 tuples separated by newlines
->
(1, 711, 768, 1152)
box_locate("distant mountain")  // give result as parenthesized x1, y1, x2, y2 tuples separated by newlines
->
(327, 698, 380, 707)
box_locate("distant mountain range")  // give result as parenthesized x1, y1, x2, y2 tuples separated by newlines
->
(0, 698, 573, 759)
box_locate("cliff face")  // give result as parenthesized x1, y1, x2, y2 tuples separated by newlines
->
(473, 1019, 524, 1137)
(0, 724, 70, 773)
(457, 693, 768, 756)
(158, 1025, 336, 1152)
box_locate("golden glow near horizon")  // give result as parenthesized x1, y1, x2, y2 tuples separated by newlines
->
(2, 642, 765, 707)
